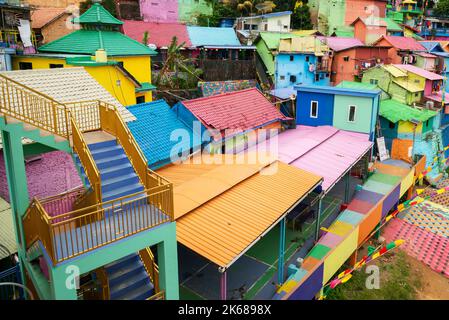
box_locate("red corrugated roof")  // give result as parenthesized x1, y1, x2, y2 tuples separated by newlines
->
(379, 36, 426, 51)
(181, 88, 290, 138)
(121, 20, 192, 48)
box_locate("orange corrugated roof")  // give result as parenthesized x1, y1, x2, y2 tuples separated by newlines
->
(159, 160, 322, 269)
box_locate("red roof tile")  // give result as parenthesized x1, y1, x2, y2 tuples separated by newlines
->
(181, 88, 290, 139)
(121, 20, 192, 48)
(378, 36, 426, 51)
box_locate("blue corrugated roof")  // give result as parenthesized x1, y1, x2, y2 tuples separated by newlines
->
(420, 41, 444, 53)
(127, 100, 202, 170)
(295, 84, 381, 98)
(248, 11, 292, 19)
(187, 26, 241, 47)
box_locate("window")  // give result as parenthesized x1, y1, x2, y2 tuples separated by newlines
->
(136, 96, 145, 104)
(370, 79, 379, 85)
(290, 75, 297, 83)
(310, 101, 318, 118)
(280, 75, 285, 80)
(290, 55, 294, 62)
(315, 74, 320, 82)
(343, 56, 350, 62)
(305, 56, 310, 62)
(414, 79, 420, 84)
(49, 64, 63, 69)
(19, 62, 32, 70)
(348, 105, 356, 122)
(389, 121, 396, 129)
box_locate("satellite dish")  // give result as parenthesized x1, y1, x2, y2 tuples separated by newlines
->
(148, 43, 157, 50)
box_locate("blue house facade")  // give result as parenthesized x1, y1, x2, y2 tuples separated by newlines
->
(295, 85, 381, 141)
(275, 53, 331, 89)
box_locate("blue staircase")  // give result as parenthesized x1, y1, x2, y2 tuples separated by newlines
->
(104, 253, 155, 300)
(74, 139, 155, 300)
(75, 139, 145, 202)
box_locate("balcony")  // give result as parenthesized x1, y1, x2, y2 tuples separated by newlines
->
(23, 184, 173, 265)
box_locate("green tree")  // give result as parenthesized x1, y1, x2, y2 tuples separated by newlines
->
(142, 31, 149, 46)
(433, 0, 449, 17)
(291, 3, 313, 29)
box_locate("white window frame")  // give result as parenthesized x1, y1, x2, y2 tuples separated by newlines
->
(348, 105, 357, 122)
(310, 101, 319, 118)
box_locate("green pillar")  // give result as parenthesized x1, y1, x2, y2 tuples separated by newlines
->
(1, 129, 29, 289)
(277, 218, 286, 285)
(314, 197, 323, 242)
(157, 225, 179, 300)
(50, 264, 78, 300)
(344, 173, 350, 204)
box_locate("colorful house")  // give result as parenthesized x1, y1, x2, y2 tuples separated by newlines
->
(395, 0, 424, 28)
(173, 88, 290, 152)
(395, 64, 444, 100)
(139, 0, 212, 24)
(235, 11, 292, 33)
(329, 43, 390, 85)
(30, 6, 76, 45)
(187, 26, 256, 81)
(308, 0, 388, 35)
(351, 16, 387, 45)
(379, 98, 437, 150)
(274, 36, 332, 88)
(295, 84, 381, 141)
(373, 35, 426, 64)
(420, 41, 449, 92)
(13, 3, 157, 106)
(420, 16, 449, 40)
(361, 64, 423, 105)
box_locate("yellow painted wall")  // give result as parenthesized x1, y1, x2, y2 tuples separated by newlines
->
(323, 227, 359, 284)
(406, 73, 426, 91)
(398, 120, 423, 134)
(12, 55, 154, 106)
(400, 169, 414, 197)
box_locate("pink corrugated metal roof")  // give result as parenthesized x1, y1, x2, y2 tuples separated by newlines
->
(381, 36, 426, 51)
(181, 88, 290, 138)
(321, 37, 364, 52)
(274, 126, 373, 191)
(394, 64, 443, 80)
(425, 92, 449, 105)
(121, 20, 192, 48)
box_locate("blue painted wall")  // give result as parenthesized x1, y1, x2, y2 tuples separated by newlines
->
(172, 102, 208, 142)
(296, 91, 334, 126)
(275, 53, 330, 89)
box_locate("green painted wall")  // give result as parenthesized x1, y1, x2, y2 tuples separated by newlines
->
(309, 0, 346, 35)
(178, 0, 213, 23)
(256, 39, 275, 78)
(333, 95, 374, 134)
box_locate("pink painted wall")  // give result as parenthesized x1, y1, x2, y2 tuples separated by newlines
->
(140, 0, 178, 23)
(0, 151, 82, 203)
(424, 80, 433, 96)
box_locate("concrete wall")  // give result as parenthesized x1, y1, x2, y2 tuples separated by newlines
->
(333, 95, 374, 134)
(40, 13, 73, 44)
(140, 0, 178, 23)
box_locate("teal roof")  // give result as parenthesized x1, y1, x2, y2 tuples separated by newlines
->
(127, 100, 202, 169)
(73, 3, 123, 25)
(136, 82, 156, 93)
(39, 30, 156, 56)
(187, 26, 241, 47)
(337, 81, 378, 90)
(380, 99, 437, 123)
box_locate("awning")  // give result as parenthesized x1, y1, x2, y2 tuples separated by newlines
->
(157, 158, 322, 269)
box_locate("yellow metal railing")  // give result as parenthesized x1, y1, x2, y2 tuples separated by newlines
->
(0, 29, 38, 48)
(71, 116, 102, 204)
(147, 291, 165, 300)
(23, 185, 173, 264)
(139, 247, 160, 293)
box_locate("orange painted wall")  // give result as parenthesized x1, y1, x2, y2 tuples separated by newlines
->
(358, 202, 382, 244)
(375, 38, 403, 64)
(345, 0, 387, 25)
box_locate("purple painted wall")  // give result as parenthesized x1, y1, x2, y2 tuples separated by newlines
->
(140, 0, 178, 23)
(0, 151, 82, 203)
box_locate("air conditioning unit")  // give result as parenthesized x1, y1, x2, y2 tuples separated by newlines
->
(426, 100, 435, 109)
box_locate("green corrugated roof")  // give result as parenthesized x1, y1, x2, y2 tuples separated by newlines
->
(337, 81, 378, 90)
(73, 3, 123, 25)
(259, 32, 302, 50)
(39, 30, 156, 56)
(380, 99, 437, 123)
(136, 82, 156, 93)
(381, 18, 402, 32)
(334, 30, 354, 37)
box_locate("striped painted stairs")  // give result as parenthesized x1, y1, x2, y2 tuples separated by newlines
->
(74, 139, 154, 300)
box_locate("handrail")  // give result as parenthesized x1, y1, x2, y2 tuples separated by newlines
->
(23, 185, 173, 264)
(139, 247, 160, 293)
(95, 267, 110, 300)
(71, 115, 102, 205)
(147, 291, 165, 300)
